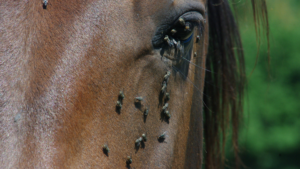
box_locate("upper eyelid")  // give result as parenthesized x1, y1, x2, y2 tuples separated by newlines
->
(171, 2, 206, 21)
(154, 2, 205, 28)
(177, 11, 204, 25)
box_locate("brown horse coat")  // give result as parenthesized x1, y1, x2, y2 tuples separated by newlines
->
(1, 0, 208, 168)
(1, 0, 270, 168)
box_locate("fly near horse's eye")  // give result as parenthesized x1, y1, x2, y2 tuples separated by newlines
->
(152, 11, 203, 48)
(167, 13, 203, 75)
(178, 17, 185, 26)
(164, 35, 172, 47)
(171, 29, 177, 35)
(184, 23, 191, 32)
(151, 11, 204, 80)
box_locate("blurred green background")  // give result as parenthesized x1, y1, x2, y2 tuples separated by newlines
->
(226, 0, 300, 169)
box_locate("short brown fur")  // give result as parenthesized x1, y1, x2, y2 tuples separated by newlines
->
(0, 0, 268, 168)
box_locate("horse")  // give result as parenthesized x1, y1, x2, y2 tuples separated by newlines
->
(0, 0, 268, 168)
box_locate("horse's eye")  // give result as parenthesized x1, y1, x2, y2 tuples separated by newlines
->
(152, 11, 204, 76)
(169, 17, 196, 42)
(152, 11, 204, 49)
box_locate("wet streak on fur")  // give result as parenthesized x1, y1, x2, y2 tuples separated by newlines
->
(183, 44, 205, 168)
(203, 0, 269, 169)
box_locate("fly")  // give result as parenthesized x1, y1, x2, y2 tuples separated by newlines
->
(116, 101, 122, 109)
(135, 137, 143, 148)
(103, 144, 110, 155)
(162, 103, 169, 111)
(157, 131, 167, 142)
(142, 133, 147, 142)
(135, 97, 143, 102)
(144, 107, 149, 116)
(119, 90, 125, 100)
(126, 156, 132, 165)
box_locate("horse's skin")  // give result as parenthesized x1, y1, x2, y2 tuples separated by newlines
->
(0, 0, 208, 168)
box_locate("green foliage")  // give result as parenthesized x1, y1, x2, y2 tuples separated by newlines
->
(226, 0, 300, 168)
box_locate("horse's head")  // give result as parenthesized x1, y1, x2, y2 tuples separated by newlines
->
(1, 0, 268, 168)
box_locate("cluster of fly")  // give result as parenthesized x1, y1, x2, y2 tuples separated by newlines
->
(162, 35, 184, 63)
(135, 133, 147, 149)
(105, 18, 199, 162)
(160, 17, 196, 65)
(100, 15, 205, 167)
(160, 71, 172, 121)
(162, 70, 171, 90)
(116, 90, 125, 113)
(161, 71, 170, 93)
(161, 103, 171, 119)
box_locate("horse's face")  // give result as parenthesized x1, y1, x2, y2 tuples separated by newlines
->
(1, 0, 208, 168)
